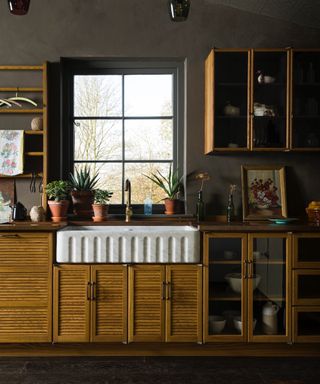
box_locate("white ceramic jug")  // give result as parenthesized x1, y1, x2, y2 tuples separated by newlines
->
(262, 301, 280, 335)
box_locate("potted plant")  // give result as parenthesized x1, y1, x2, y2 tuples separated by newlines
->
(69, 166, 100, 218)
(92, 188, 113, 222)
(145, 165, 184, 214)
(45, 180, 70, 222)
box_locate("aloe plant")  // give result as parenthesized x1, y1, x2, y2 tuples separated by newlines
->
(69, 165, 99, 191)
(93, 189, 113, 204)
(145, 165, 183, 200)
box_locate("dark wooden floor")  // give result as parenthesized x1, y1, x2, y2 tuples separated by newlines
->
(0, 357, 319, 384)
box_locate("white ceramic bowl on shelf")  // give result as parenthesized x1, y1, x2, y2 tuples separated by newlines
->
(233, 316, 257, 333)
(225, 273, 261, 294)
(208, 315, 226, 334)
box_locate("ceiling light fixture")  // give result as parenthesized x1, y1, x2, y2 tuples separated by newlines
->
(8, 0, 30, 15)
(168, 0, 190, 22)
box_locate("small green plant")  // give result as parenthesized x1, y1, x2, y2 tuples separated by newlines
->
(45, 180, 70, 201)
(145, 165, 183, 200)
(93, 189, 113, 204)
(69, 165, 99, 191)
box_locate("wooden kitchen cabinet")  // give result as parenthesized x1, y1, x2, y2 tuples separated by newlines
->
(205, 48, 320, 153)
(292, 233, 320, 342)
(54, 264, 127, 343)
(0, 232, 52, 342)
(203, 233, 291, 343)
(128, 264, 202, 343)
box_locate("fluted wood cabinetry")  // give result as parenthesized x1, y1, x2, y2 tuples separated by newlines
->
(128, 265, 202, 343)
(0, 232, 52, 342)
(53, 265, 127, 343)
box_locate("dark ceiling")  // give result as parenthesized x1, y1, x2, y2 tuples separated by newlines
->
(206, 0, 320, 29)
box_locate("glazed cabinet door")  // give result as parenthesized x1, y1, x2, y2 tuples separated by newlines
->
(128, 265, 165, 342)
(91, 265, 128, 342)
(203, 233, 248, 342)
(0, 233, 52, 343)
(165, 265, 202, 343)
(251, 49, 290, 150)
(248, 233, 291, 342)
(205, 49, 250, 153)
(293, 233, 320, 269)
(53, 265, 90, 342)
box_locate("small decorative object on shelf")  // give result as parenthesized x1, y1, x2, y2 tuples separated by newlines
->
(224, 102, 240, 116)
(144, 195, 153, 216)
(29, 205, 45, 222)
(226, 184, 236, 223)
(92, 188, 113, 222)
(196, 190, 204, 222)
(31, 117, 43, 131)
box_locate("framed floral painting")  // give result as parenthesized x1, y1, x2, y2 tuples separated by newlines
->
(241, 165, 287, 221)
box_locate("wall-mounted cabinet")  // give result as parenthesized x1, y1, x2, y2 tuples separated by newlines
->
(205, 48, 320, 153)
(0, 64, 48, 209)
(203, 233, 291, 343)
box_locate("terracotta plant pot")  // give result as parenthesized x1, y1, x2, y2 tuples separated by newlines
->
(164, 198, 183, 215)
(71, 191, 94, 218)
(48, 200, 69, 222)
(92, 204, 109, 222)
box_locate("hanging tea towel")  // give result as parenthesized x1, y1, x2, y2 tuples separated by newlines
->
(0, 130, 24, 176)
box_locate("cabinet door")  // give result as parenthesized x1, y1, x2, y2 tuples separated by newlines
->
(128, 265, 165, 342)
(293, 270, 320, 306)
(291, 50, 320, 150)
(293, 233, 320, 268)
(293, 306, 320, 343)
(248, 233, 291, 342)
(165, 265, 202, 342)
(205, 49, 250, 153)
(91, 265, 127, 342)
(203, 233, 248, 342)
(0, 233, 52, 342)
(53, 265, 90, 342)
(251, 49, 289, 150)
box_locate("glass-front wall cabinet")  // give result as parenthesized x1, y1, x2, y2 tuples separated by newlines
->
(292, 50, 320, 150)
(252, 50, 289, 150)
(204, 233, 290, 342)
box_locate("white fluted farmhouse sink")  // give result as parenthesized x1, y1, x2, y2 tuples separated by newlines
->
(56, 226, 200, 263)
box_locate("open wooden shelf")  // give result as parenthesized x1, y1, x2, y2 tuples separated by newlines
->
(24, 130, 43, 135)
(25, 152, 44, 157)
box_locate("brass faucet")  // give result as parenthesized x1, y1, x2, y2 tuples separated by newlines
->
(125, 179, 133, 222)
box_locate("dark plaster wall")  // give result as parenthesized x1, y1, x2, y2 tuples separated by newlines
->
(2, 0, 320, 216)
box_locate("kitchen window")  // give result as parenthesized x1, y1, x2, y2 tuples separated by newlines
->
(61, 58, 185, 208)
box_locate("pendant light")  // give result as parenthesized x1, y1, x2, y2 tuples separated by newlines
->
(8, 0, 30, 15)
(168, 0, 190, 22)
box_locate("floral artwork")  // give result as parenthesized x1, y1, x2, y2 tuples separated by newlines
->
(0, 130, 24, 176)
(241, 166, 287, 220)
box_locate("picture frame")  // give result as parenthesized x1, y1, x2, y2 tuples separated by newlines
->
(241, 165, 287, 221)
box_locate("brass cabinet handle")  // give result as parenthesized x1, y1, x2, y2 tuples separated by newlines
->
(248, 260, 254, 279)
(87, 282, 91, 300)
(0, 234, 20, 238)
(167, 282, 172, 300)
(91, 282, 96, 300)
(243, 260, 248, 279)
(161, 281, 166, 300)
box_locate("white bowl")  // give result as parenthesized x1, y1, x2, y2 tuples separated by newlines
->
(233, 316, 257, 333)
(208, 315, 226, 334)
(224, 250, 236, 260)
(225, 273, 261, 294)
(222, 310, 241, 328)
(263, 75, 275, 84)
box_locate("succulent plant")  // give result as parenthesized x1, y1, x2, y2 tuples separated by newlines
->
(93, 189, 113, 204)
(45, 180, 70, 201)
(69, 165, 99, 191)
(145, 165, 183, 200)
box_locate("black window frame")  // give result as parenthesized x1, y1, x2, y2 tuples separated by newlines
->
(60, 57, 185, 213)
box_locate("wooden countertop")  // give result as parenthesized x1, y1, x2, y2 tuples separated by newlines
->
(0, 221, 67, 231)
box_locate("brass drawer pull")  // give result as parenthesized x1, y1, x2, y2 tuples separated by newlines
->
(167, 282, 172, 300)
(87, 282, 91, 300)
(161, 281, 166, 300)
(91, 282, 96, 300)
